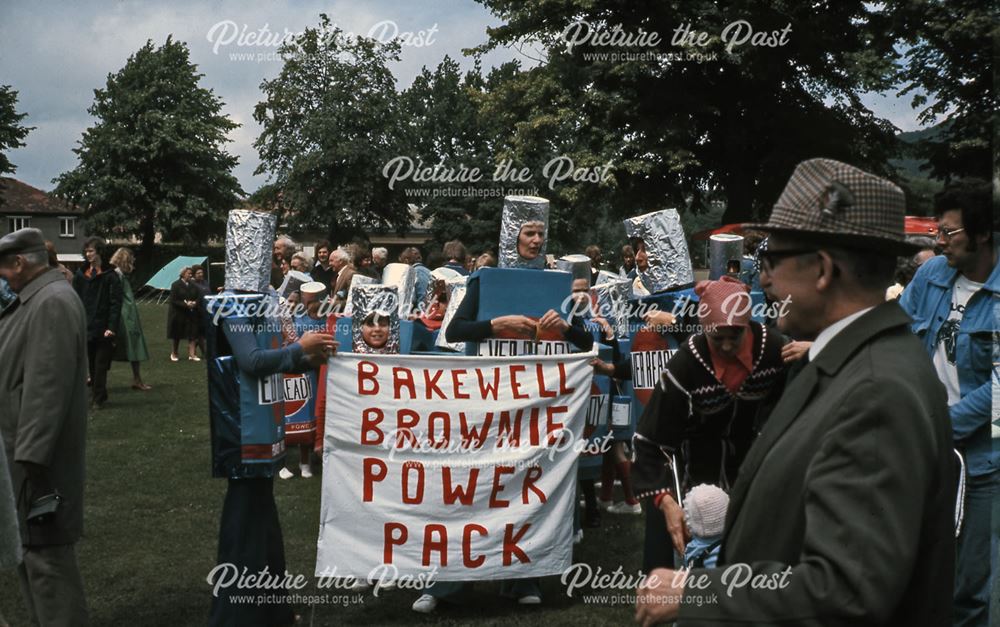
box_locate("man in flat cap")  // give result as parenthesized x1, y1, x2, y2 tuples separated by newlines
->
(0, 228, 89, 625)
(635, 159, 955, 625)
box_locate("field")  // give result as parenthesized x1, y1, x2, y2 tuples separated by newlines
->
(0, 302, 646, 626)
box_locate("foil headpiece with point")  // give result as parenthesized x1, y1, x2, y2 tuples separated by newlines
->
(350, 284, 400, 354)
(623, 209, 695, 293)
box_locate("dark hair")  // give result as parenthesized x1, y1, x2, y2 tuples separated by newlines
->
(621, 244, 634, 257)
(316, 240, 331, 254)
(425, 249, 446, 270)
(45, 241, 58, 267)
(81, 235, 105, 257)
(934, 178, 993, 244)
(585, 245, 601, 259)
(399, 246, 422, 264)
(442, 240, 467, 262)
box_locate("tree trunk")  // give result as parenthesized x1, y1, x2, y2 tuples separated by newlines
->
(138, 211, 156, 263)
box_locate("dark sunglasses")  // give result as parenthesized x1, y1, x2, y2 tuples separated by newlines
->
(758, 248, 816, 273)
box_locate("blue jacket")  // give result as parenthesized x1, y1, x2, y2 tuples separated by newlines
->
(899, 244, 999, 476)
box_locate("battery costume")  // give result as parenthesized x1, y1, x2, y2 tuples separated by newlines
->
(207, 210, 318, 626)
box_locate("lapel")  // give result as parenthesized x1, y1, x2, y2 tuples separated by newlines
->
(723, 302, 912, 537)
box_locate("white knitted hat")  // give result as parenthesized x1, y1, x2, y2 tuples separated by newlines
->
(683, 484, 729, 537)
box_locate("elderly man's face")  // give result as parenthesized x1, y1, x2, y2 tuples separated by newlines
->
(517, 223, 545, 260)
(0, 255, 33, 292)
(330, 254, 346, 272)
(758, 233, 821, 339)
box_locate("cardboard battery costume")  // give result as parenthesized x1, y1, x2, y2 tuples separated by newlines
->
(426, 196, 592, 608)
(281, 282, 328, 449)
(207, 210, 316, 626)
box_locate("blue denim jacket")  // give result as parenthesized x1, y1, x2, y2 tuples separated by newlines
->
(899, 244, 999, 476)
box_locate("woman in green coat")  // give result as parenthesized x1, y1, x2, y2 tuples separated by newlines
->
(110, 248, 152, 390)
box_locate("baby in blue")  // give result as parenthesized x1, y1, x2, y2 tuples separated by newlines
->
(683, 484, 729, 568)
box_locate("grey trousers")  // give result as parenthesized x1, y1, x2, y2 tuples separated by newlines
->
(17, 544, 88, 626)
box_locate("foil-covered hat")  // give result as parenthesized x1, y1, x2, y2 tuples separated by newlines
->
(434, 282, 467, 353)
(224, 210, 278, 292)
(592, 277, 632, 337)
(343, 274, 378, 315)
(498, 195, 550, 269)
(623, 209, 695, 293)
(421, 267, 464, 309)
(555, 254, 592, 281)
(277, 270, 312, 299)
(381, 262, 415, 317)
(350, 284, 400, 354)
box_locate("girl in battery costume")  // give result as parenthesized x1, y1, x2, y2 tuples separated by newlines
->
(412, 196, 593, 614)
(631, 276, 788, 572)
(207, 211, 336, 627)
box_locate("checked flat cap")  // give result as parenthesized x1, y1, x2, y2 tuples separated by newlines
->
(746, 159, 918, 254)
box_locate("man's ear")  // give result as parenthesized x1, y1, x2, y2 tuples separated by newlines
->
(814, 250, 838, 292)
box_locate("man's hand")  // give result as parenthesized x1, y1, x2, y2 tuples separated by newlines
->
(781, 341, 812, 363)
(490, 315, 537, 337)
(298, 331, 337, 362)
(659, 493, 690, 556)
(635, 567, 685, 626)
(590, 358, 615, 377)
(538, 309, 570, 333)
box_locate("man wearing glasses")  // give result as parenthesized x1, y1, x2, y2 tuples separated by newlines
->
(635, 159, 955, 626)
(900, 178, 998, 627)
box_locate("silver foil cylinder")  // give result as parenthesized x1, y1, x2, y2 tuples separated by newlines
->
(434, 282, 467, 353)
(592, 277, 632, 338)
(498, 195, 550, 269)
(622, 209, 695, 293)
(381, 262, 415, 317)
(350, 284, 400, 354)
(708, 234, 744, 280)
(224, 209, 277, 292)
(555, 254, 592, 281)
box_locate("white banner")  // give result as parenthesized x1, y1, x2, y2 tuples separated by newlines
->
(316, 351, 594, 581)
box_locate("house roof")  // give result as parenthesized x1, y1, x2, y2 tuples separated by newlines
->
(0, 177, 82, 215)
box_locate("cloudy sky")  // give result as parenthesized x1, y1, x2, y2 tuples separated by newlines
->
(0, 0, 926, 195)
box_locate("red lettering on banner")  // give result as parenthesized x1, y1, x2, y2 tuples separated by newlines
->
(395, 409, 419, 448)
(536, 363, 557, 398)
(424, 369, 447, 400)
(558, 362, 574, 394)
(522, 466, 546, 504)
(428, 411, 451, 448)
(383, 522, 406, 563)
(402, 462, 425, 504)
(358, 361, 379, 395)
(476, 368, 500, 400)
(496, 410, 521, 448)
(363, 458, 387, 501)
(463, 524, 487, 568)
(442, 467, 479, 505)
(546, 405, 568, 445)
(459, 412, 492, 449)
(528, 407, 541, 446)
(451, 369, 470, 399)
(490, 466, 515, 508)
(361, 408, 384, 445)
(502, 523, 531, 565)
(422, 524, 448, 566)
(393, 367, 416, 400)
(509, 365, 528, 399)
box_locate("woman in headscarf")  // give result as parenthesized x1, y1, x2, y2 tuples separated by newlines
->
(632, 276, 789, 570)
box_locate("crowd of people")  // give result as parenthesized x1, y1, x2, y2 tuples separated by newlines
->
(0, 160, 995, 626)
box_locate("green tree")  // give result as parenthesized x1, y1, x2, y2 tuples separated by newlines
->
(0, 84, 33, 204)
(253, 14, 410, 244)
(471, 0, 906, 225)
(53, 37, 242, 256)
(897, 0, 996, 181)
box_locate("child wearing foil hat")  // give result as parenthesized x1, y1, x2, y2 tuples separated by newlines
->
(681, 484, 728, 568)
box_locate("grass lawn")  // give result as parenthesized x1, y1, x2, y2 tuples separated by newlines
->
(0, 302, 647, 626)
